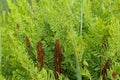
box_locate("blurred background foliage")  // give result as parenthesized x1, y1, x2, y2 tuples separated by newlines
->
(0, 0, 120, 80)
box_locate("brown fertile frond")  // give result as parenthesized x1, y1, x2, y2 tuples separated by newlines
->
(26, 36, 31, 48)
(54, 39, 63, 80)
(37, 41, 44, 69)
(104, 60, 109, 69)
(100, 60, 110, 80)
(112, 71, 117, 79)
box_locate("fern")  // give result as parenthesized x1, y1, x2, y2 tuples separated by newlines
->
(1, 0, 120, 80)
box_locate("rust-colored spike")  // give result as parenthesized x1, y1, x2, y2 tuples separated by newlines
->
(104, 60, 109, 69)
(37, 41, 44, 69)
(26, 36, 31, 48)
(54, 39, 63, 80)
(100, 60, 110, 80)
(112, 71, 117, 79)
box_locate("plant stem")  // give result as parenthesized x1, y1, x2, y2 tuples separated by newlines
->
(80, 0, 83, 36)
(0, 32, 1, 71)
(76, 54, 82, 80)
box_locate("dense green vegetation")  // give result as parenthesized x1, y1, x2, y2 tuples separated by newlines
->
(0, 0, 120, 80)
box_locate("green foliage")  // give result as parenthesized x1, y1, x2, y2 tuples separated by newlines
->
(0, 0, 120, 80)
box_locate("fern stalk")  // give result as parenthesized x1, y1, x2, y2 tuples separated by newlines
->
(66, 0, 74, 20)
(76, 54, 82, 80)
(75, 0, 84, 80)
(80, 0, 83, 36)
(0, 32, 1, 69)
